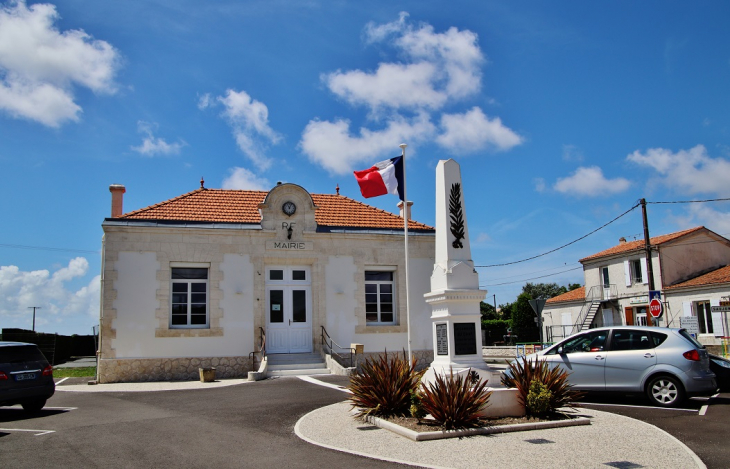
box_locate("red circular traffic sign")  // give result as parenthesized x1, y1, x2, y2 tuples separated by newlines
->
(649, 298, 663, 318)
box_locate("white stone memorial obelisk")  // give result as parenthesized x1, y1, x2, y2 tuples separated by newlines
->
(421, 159, 523, 417)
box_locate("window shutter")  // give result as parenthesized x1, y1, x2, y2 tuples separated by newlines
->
(624, 260, 631, 287)
(641, 258, 649, 284)
(711, 299, 724, 337)
(682, 301, 692, 317)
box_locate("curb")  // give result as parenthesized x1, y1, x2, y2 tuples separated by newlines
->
(366, 414, 591, 441)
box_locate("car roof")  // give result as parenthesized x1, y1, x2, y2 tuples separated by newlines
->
(0, 341, 37, 347)
(577, 326, 679, 332)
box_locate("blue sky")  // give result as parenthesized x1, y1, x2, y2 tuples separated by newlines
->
(1, 1, 730, 335)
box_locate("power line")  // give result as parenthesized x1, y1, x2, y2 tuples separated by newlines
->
(648, 198, 730, 204)
(475, 201, 641, 268)
(481, 266, 583, 287)
(0, 243, 99, 254)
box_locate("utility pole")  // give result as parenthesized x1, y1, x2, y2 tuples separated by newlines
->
(28, 306, 41, 332)
(640, 198, 660, 326)
(640, 199, 656, 291)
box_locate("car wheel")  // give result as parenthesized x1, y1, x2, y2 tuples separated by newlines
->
(21, 399, 47, 413)
(646, 375, 684, 407)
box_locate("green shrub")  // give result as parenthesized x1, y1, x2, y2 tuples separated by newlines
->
(481, 319, 510, 345)
(418, 368, 491, 430)
(409, 391, 426, 420)
(526, 380, 552, 416)
(501, 357, 583, 415)
(348, 351, 425, 418)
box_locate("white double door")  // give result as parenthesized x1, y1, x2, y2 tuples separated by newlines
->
(265, 266, 312, 354)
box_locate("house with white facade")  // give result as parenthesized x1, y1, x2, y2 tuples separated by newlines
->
(543, 226, 730, 349)
(98, 181, 435, 383)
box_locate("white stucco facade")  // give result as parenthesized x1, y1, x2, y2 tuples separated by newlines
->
(543, 228, 730, 348)
(98, 183, 435, 383)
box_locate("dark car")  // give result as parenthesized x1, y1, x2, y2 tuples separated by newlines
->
(709, 354, 730, 392)
(0, 341, 55, 412)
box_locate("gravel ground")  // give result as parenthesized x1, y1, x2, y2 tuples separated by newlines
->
(296, 401, 705, 469)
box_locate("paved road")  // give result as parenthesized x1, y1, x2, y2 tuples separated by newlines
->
(579, 392, 730, 469)
(0, 375, 405, 469)
(1, 375, 728, 468)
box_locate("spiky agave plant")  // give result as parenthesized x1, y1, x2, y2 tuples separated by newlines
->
(418, 368, 492, 430)
(501, 358, 584, 415)
(348, 350, 425, 419)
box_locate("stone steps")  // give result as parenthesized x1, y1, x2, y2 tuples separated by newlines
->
(266, 353, 329, 377)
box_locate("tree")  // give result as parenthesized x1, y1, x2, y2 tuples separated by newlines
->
(522, 282, 567, 299)
(567, 283, 582, 291)
(480, 301, 499, 321)
(510, 293, 539, 342)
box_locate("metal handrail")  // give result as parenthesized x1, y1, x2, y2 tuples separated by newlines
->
(248, 327, 266, 372)
(321, 326, 355, 367)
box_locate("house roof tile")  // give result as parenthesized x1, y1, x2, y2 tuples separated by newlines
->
(545, 286, 585, 304)
(117, 188, 434, 231)
(664, 265, 730, 290)
(579, 226, 705, 263)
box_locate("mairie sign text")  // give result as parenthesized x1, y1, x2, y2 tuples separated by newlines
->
(266, 241, 313, 251)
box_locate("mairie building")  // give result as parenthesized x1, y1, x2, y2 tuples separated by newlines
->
(98, 181, 435, 383)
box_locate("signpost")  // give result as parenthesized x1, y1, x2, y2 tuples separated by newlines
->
(529, 298, 547, 345)
(649, 290, 663, 322)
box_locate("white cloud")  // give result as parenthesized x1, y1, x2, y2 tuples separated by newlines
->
(627, 145, 730, 197)
(212, 89, 282, 171)
(300, 112, 435, 174)
(326, 12, 484, 113)
(534, 177, 546, 193)
(221, 167, 271, 190)
(668, 204, 730, 237)
(0, 1, 120, 127)
(435, 107, 522, 153)
(197, 92, 212, 110)
(0, 258, 100, 330)
(553, 166, 631, 197)
(131, 121, 185, 156)
(562, 144, 584, 162)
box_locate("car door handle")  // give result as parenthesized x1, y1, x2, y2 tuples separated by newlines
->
(644, 353, 654, 358)
(594, 355, 605, 360)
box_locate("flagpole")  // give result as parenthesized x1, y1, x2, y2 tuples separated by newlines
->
(399, 143, 412, 363)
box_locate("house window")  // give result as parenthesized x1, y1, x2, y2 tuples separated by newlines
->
(365, 270, 395, 324)
(171, 268, 208, 328)
(601, 267, 610, 287)
(631, 259, 643, 284)
(696, 300, 713, 334)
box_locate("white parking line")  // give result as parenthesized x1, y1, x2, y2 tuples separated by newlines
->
(0, 428, 55, 436)
(55, 377, 69, 385)
(298, 375, 352, 393)
(580, 402, 698, 412)
(698, 392, 720, 416)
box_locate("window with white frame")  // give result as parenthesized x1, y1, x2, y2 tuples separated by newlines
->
(695, 300, 713, 334)
(171, 267, 209, 328)
(631, 259, 643, 284)
(365, 270, 396, 324)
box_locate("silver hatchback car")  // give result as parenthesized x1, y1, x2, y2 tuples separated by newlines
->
(522, 326, 717, 407)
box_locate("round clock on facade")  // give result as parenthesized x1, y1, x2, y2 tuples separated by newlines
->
(282, 201, 297, 216)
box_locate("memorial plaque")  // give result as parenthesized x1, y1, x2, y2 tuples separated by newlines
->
(454, 323, 476, 355)
(436, 323, 448, 356)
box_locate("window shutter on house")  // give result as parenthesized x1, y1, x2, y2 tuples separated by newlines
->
(711, 298, 724, 337)
(641, 258, 649, 284)
(624, 260, 631, 287)
(682, 301, 692, 317)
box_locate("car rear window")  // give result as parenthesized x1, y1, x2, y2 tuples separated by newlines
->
(650, 332, 668, 347)
(678, 329, 704, 349)
(0, 345, 47, 363)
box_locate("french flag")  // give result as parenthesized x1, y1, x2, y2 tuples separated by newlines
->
(353, 156, 405, 201)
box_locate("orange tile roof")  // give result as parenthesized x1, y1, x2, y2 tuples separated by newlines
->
(546, 286, 585, 304)
(579, 227, 705, 263)
(664, 265, 730, 290)
(117, 188, 434, 231)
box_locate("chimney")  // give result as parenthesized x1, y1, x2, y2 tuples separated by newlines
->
(397, 200, 413, 220)
(619, 237, 627, 244)
(109, 184, 126, 218)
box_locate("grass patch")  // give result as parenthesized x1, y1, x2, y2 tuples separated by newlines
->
(53, 366, 96, 378)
